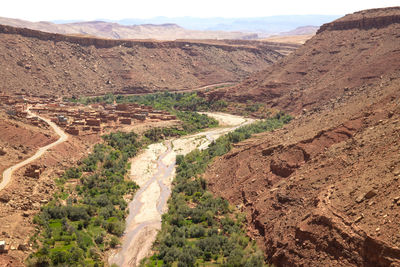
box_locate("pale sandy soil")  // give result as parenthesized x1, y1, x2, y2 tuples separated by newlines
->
(262, 34, 314, 44)
(201, 112, 248, 126)
(129, 143, 167, 187)
(108, 113, 254, 266)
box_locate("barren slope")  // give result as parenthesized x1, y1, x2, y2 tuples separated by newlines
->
(206, 7, 400, 266)
(210, 7, 400, 114)
(0, 112, 56, 176)
(0, 24, 284, 96)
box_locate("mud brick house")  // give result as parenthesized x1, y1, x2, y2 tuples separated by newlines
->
(24, 165, 44, 178)
(66, 126, 79, 135)
(133, 114, 146, 121)
(116, 104, 129, 111)
(119, 118, 131, 125)
(86, 118, 101, 126)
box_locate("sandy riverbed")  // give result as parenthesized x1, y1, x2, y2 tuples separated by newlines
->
(108, 113, 254, 266)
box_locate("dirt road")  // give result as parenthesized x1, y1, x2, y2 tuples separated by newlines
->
(108, 113, 254, 267)
(0, 108, 68, 191)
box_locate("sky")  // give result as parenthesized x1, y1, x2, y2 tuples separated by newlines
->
(1, 0, 399, 21)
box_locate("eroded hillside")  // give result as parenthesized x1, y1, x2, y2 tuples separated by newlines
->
(0, 24, 286, 97)
(210, 7, 400, 113)
(206, 7, 400, 266)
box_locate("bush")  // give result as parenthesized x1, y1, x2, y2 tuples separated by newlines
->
(95, 234, 104, 245)
(50, 250, 68, 265)
(109, 236, 120, 248)
(63, 167, 81, 179)
(30, 131, 142, 264)
(145, 113, 292, 266)
(106, 220, 125, 236)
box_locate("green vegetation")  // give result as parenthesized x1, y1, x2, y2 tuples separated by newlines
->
(37, 91, 291, 266)
(245, 101, 262, 113)
(66, 93, 116, 105)
(141, 113, 292, 267)
(141, 112, 218, 143)
(27, 132, 142, 266)
(119, 92, 221, 140)
(115, 92, 228, 112)
(118, 93, 223, 138)
(27, 110, 219, 266)
(66, 91, 278, 120)
(67, 92, 221, 141)
(66, 92, 228, 112)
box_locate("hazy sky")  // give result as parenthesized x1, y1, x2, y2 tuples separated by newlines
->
(2, 0, 399, 21)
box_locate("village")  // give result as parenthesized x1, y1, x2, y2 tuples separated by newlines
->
(0, 91, 181, 255)
(0, 91, 178, 137)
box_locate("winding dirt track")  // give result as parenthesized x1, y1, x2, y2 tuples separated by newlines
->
(0, 108, 68, 191)
(108, 112, 254, 267)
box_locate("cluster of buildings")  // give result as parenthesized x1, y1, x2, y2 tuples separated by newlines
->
(1, 92, 177, 136)
(31, 102, 177, 135)
(0, 93, 28, 118)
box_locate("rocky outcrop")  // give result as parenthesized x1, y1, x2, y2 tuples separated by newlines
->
(207, 86, 400, 266)
(205, 7, 400, 266)
(0, 24, 277, 53)
(317, 7, 400, 33)
(208, 7, 400, 114)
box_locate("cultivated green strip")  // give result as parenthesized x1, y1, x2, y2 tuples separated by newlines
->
(27, 132, 141, 266)
(141, 113, 292, 267)
(27, 112, 219, 266)
(66, 92, 228, 113)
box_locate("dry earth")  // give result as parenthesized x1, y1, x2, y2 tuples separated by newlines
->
(0, 112, 56, 182)
(0, 108, 68, 191)
(0, 24, 290, 97)
(209, 7, 400, 114)
(205, 7, 400, 266)
(262, 34, 314, 44)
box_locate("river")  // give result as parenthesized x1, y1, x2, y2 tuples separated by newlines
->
(108, 112, 254, 267)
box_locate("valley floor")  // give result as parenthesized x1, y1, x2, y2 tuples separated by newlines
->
(108, 112, 254, 266)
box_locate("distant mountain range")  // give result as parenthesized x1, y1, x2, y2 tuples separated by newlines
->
(92, 15, 340, 34)
(0, 17, 259, 40)
(0, 15, 340, 40)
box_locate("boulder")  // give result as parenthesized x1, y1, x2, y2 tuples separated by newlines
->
(365, 190, 377, 199)
(356, 189, 377, 203)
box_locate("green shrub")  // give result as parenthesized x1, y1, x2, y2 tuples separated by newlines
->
(110, 236, 120, 248)
(143, 113, 292, 266)
(30, 131, 142, 265)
